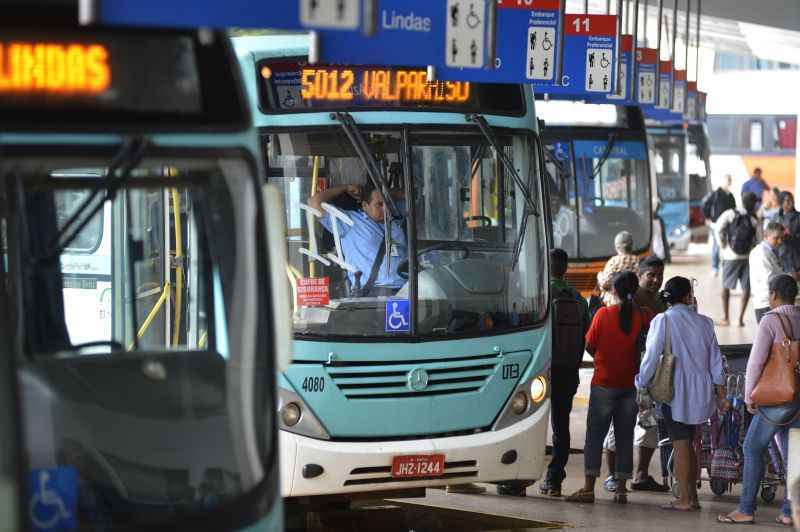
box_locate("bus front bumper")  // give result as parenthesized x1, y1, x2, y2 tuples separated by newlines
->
(279, 399, 550, 497)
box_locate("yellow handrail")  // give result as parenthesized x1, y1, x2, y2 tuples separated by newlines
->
(170, 188, 184, 347)
(129, 281, 171, 350)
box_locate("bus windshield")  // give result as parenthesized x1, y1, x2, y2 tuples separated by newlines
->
(546, 139, 651, 260)
(267, 128, 548, 339)
(7, 152, 273, 529)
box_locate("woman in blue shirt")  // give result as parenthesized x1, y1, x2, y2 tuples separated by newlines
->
(636, 276, 728, 512)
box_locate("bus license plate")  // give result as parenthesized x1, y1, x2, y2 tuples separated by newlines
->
(390, 454, 445, 479)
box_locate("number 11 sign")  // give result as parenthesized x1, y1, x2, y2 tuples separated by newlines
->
(542, 14, 617, 97)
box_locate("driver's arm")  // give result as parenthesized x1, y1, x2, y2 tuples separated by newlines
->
(309, 184, 360, 211)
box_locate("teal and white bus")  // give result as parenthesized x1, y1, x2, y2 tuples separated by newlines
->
(235, 35, 552, 499)
(2, 23, 288, 531)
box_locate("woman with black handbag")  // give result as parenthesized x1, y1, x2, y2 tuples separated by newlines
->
(637, 276, 728, 512)
(719, 274, 800, 526)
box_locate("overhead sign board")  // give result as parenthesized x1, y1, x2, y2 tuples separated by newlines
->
(686, 80, 699, 123)
(541, 14, 618, 97)
(635, 47, 657, 105)
(88, 0, 374, 31)
(655, 60, 672, 110)
(586, 34, 632, 104)
(671, 69, 686, 115)
(318, 0, 495, 72)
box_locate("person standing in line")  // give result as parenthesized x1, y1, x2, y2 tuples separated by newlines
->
(750, 222, 793, 322)
(534, 248, 590, 498)
(742, 167, 769, 211)
(596, 231, 639, 307)
(759, 187, 782, 228)
(776, 191, 800, 274)
(637, 276, 728, 512)
(602, 256, 669, 493)
(703, 174, 737, 277)
(718, 275, 800, 526)
(566, 271, 652, 505)
(715, 192, 761, 327)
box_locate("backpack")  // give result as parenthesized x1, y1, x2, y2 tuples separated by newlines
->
(551, 285, 587, 370)
(702, 191, 715, 220)
(726, 212, 756, 255)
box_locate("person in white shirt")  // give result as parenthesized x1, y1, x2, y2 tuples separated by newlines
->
(715, 192, 761, 327)
(749, 222, 798, 322)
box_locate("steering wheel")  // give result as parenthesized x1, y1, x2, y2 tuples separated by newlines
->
(397, 242, 471, 280)
(463, 215, 493, 227)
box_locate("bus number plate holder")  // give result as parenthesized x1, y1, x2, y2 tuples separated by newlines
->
(390, 454, 445, 479)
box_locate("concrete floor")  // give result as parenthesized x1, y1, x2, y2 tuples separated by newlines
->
(395, 243, 787, 531)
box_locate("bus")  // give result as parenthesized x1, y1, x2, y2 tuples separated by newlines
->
(537, 100, 653, 296)
(235, 35, 552, 499)
(2, 24, 289, 531)
(687, 123, 712, 242)
(648, 125, 690, 251)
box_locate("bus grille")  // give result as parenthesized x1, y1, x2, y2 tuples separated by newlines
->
(325, 354, 501, 400)
(565, 271, 597, 293)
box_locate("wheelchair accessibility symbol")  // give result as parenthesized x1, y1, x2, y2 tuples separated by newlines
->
(385, 300, 410, 332)
(27, 468, 77, 531)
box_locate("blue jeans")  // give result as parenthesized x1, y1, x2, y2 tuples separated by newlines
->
(711, 228, 720, 271)
(738, 404, 800, 517)
(585, 386, 638, 479)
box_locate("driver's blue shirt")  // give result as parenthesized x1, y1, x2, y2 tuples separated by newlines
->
(320, 203, 408, 289)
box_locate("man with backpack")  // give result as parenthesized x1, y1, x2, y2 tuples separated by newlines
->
(715, 192, 761, 327)
(703, 174, 737, 276)
(538, 248, 589, 497)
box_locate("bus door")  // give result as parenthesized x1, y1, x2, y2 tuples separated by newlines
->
(544, 141, 578, 257)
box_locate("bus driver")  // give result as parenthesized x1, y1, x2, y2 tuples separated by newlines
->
(309, 181, 407, 296)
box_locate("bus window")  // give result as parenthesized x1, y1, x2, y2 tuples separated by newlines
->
(544, 142, 578, 257)
(411, 133, 547, 336)
(54, 190, 104, 254)
(750, 120, 764, 151)
(573, 140, 651, 259)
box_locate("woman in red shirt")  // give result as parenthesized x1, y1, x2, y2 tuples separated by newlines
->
(567, 271, 653, 504)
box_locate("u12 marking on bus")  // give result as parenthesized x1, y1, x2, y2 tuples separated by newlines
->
(502, 363, 520, 380)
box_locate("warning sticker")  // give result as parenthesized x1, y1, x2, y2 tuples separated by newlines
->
(297, 277, 330, 307)
(445, 0, 487, 68)
(526, 27, 556, 80)
(585, 48, 613, 92)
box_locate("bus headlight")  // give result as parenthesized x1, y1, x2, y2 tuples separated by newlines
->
(530, 376, 548, 404)
(510, 391, 529, 415)
(281, 402, 302, 426)
(278, 386, 330, 440)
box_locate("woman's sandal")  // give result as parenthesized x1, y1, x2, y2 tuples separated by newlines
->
(614, 491, 628, 504)
(776, 515, 793, 527)
(564, 489, 595, 504)
(716, 514, 754, 525)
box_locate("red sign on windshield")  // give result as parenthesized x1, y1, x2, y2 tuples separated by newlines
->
(297, 277, 330, 307)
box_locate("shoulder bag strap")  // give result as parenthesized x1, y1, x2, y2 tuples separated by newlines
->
(663, 315, 671, 355)
(774, 313, 794, 342)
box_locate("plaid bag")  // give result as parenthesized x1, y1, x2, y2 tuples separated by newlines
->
(710, 412, 741, 482)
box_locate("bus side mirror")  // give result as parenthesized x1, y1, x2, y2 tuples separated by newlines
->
(262, 184, 293, 373)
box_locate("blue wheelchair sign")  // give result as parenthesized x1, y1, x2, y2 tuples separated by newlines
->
(27, 467, 77, 532)
(385, 300, 411, 332)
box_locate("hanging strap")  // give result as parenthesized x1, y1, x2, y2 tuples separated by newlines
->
(663, 314, 671, 355)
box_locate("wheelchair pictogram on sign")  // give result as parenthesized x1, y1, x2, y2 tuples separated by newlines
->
(385, 300, 410, 332)
(27, 468, 77, 531)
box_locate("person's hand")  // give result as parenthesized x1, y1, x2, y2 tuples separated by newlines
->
(345, 184, 361, 200)
(746, 403, 757, 415)
(718, 398, 732, 412)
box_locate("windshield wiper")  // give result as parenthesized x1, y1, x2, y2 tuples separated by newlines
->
(331, 112, 400, 220)
(467, 114, 539, 217)
(590, 133, 618, 179)
(44, 136, 148, 262)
